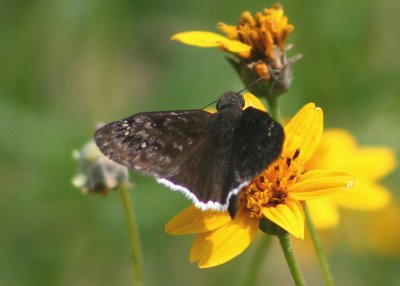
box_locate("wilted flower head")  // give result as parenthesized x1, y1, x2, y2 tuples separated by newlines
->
(172, 4, 302, 98)
(72, 140, 129, 194)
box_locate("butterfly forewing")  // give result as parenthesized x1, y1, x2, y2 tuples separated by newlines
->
(94, 110, 213, 177)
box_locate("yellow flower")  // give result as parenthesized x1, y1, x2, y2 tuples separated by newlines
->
(219, 5, 294, 60)
(165, 103, 353, 268)
(173, 4, 293, 61)
(171, 4, 302, 97)
(306, 129, 396, 229)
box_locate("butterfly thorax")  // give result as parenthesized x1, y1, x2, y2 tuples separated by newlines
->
(212, 104, 243, 146)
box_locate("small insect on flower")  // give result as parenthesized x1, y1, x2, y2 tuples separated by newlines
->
(94, 92, 284, 217)
(166, 103, 354, 268)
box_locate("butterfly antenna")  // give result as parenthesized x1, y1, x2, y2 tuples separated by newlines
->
(201, 98, 219, 110)
(236, 69, 279, 94)
(200, 69, 279, 110)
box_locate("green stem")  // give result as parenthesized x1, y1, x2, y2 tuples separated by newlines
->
(243, 235, 272, 286)
(278, 233, 306, 286)
(119, 182, 143, 286)
(304, 204, 334, 286)
(266, 97, 282, 124)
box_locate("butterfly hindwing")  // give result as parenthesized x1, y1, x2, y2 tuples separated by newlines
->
(233, 107, 284, 181)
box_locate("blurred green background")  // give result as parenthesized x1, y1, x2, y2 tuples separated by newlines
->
(1, 0, 399, 285)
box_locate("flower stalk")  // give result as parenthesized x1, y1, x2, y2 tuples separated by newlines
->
(305, 204, 334, 286)
(242, 235, 272, 286)
(266, 96, 282, 124)
(119, 182, 144, 286)
(278, 233, 306, 286)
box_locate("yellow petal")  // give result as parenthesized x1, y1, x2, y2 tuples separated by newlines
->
(262, 199, 305, 239)
(243, 92, 267, 112)
(344, 147, 397, 181)
(308, 129, 397, 181)
(283, 103, 323, 164)
(307, 200, 340, 229)
(203, 106, 217, 114)
(171, 31, 252, 55)
(332, 181, 391, 210)
(204, 92, 267, 114)
(189, 210, 258, 268)
(165, 205, 231, 235)
(217, 22, 238, 39)
(290, 169, 354, 200)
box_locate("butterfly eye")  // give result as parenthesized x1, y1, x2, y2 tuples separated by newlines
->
(216, 101, 222, 110)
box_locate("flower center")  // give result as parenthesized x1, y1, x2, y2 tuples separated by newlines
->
(218, 5, 294, 61)
(243, 148, 303, 218)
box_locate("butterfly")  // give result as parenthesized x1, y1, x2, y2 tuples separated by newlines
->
(94, 92, 284, 217)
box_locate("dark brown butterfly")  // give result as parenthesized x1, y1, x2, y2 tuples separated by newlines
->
(94, 92, 284, 217)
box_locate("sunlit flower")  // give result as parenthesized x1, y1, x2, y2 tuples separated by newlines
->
(306, 129, 396, 229)
(171, 4, 302, 98)
(72, 139, 130, 194)
(165, 102, 353, 268)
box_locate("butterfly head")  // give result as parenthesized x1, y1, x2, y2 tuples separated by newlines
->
(216, 92, 245, 111)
